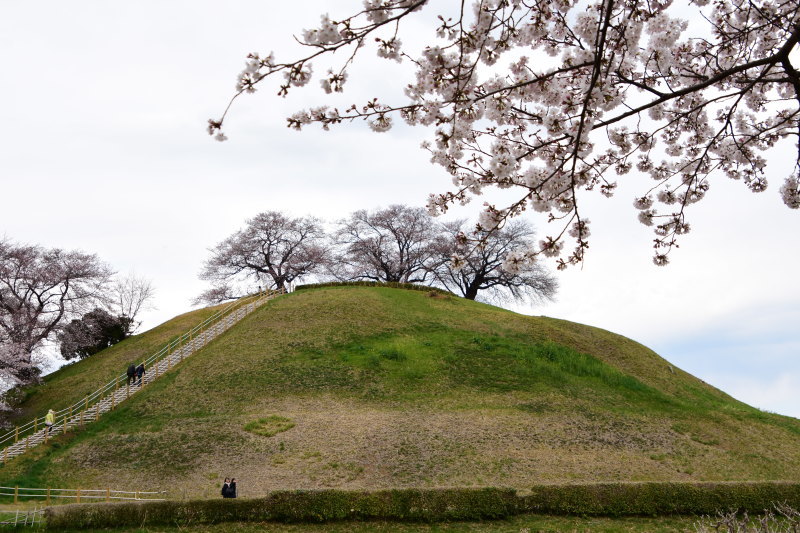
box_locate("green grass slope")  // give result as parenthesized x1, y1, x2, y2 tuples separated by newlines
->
(5, 303, 229, 421)
(1, 287, 798, 498)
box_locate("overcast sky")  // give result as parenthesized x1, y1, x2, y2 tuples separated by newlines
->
(1, 1, 798, 417)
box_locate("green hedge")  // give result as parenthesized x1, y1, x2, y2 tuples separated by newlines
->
(520, 482, 800, 517)
(44, 488, 518, 529)
(43, 483, 800, 529)
(294, 281, 452, 296)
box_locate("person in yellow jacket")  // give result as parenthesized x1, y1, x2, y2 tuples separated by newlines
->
(45, 409, 55, 436)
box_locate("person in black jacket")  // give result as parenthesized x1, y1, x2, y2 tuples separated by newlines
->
(135, 363, 145, 386)
(221, 478, 231, 498)
(229, 478, 237, 498)
(126, 363, 136, 386)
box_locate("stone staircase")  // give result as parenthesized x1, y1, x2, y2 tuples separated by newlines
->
(0, 290, 280, 464)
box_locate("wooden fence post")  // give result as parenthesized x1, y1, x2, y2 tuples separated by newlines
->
(14, 486, 18, 504)
(34, 418, 37, 433)
(14, 426, 18, 443)
(46, 488, 51, 505)
(95, 403, 100, 420)
(24, 436, 29, 452)
(76, 488, 81, 504)
(106, 488, 110, 502)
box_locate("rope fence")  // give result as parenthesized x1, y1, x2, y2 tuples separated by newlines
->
(0, 486, 166, 504)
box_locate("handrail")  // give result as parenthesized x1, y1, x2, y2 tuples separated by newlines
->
(0, 485, 166, 502)
(0, 289, 279, 448)
(0, 292, 261, 443)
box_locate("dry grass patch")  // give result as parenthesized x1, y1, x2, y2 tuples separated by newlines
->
(244, 416, 295, 437)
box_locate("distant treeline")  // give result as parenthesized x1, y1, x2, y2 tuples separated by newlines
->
(196, 206, 558, 306)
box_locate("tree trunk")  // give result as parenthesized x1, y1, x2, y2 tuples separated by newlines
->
(464, 281, 481, 300)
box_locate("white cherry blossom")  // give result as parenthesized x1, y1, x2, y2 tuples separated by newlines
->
(209, 0, 800, 267)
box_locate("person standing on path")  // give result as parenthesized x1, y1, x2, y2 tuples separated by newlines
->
(135, 363, 145, 386)
(126, 363, 136, 386)
(221, 478, 231, 498)
(44, 409, 55, 436)
(229, 478, 237, 498)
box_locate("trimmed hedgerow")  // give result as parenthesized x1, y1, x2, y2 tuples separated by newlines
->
(44, 488, 518, 529)
(294, 281, 452, 296)
(519, 482, 800, 517)
(43, 483, 800, 529)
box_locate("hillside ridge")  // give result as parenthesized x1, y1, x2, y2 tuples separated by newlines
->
(0, 291, 277, 464)
(1, 286, 798, 498)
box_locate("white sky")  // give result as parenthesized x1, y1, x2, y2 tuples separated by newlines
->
(1, 1, 797, 417)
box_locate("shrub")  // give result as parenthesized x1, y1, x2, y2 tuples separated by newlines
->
(43, 483, 800, 529)
(520, 482, 800, 516)
(44, 488, 518, 529)
(694, 503, 800, 532)
(56, 308, 133, 361)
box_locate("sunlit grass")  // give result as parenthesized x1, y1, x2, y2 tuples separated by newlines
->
(2, 286, 798, 496)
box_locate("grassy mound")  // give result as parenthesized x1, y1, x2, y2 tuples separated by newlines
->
(1, 286, 798, 499)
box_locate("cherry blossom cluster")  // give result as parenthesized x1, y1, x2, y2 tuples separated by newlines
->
(0, 340, 33, 387)
(210, 0, 800, 268)
(1, 238, 114, 385)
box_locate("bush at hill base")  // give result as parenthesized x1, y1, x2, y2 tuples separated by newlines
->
(44, 488, 518, 529)
(44, 483, 800, 529)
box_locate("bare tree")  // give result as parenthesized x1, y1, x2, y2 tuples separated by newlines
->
(210, 0, 800, 268)
(430, 219, 558, 304)
(334, 205, 438, 283)
(198, 211, 331, 303)
(192, 285, 241, 307)
(111, 274, 155, 334)
(0, 238, 113, 385)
